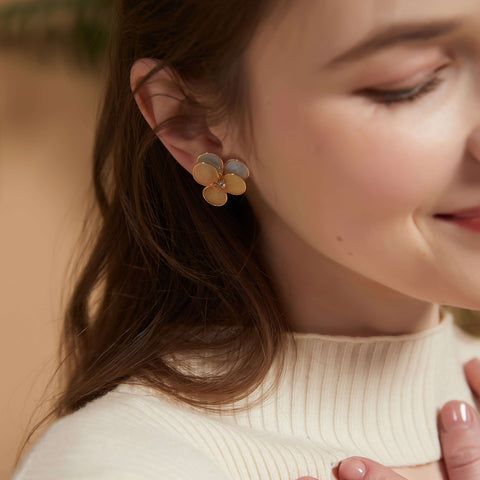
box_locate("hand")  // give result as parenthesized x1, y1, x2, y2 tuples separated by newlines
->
(334, 357, 480, 480)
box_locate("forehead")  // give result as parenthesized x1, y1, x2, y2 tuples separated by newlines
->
(247, 0, 477, 72)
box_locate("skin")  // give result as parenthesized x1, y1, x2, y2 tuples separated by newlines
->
(130, 0, 480, 478)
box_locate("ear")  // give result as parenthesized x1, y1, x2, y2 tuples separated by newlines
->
(129, 58, 224, 174)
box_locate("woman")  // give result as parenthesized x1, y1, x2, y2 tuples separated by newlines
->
(11, 0, 480, 479)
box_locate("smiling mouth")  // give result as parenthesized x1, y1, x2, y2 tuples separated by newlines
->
(434, 205, 480, 220)
(433, 214, 480, 233)
(434, 214, 460, 220)
(434, 213, 480, 220)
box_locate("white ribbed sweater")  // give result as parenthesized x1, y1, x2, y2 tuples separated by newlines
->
(12, 309, 480, 480)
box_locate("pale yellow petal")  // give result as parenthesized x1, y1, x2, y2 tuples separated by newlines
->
(193, 162, 220, 186)
(223, 174, 246, 195)
(203, 185, 228, 206)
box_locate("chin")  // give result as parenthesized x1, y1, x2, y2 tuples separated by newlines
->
(439, 294, 480, 312)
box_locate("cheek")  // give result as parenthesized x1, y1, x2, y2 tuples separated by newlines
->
(256, 95, 459, 224)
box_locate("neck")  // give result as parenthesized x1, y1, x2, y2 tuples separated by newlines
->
(256, 205, 442, 336)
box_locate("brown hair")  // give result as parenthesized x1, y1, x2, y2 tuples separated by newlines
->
(81, 0, 296, 408)
(16, 0, 294, 466)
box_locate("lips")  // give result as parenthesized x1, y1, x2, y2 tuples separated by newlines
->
(435, 205, 480, 219)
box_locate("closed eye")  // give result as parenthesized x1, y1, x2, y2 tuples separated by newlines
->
(358, 65, 448, 107)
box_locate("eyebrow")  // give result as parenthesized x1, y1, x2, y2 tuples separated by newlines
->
(323, 19, 463, 69)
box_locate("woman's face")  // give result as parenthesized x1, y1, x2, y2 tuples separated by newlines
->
(216, 0, 480, 330)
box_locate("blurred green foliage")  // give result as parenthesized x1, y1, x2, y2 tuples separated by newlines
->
(0, 0, 114, 69)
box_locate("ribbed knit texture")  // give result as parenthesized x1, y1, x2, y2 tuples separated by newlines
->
(12, 309, 480, 480)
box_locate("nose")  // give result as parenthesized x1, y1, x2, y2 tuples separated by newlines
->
(467, 127, 480, 163)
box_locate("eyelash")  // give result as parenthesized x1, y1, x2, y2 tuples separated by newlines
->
(362, 73, 445, 107)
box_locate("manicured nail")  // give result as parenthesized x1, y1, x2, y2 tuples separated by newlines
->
(441, 402, 473, 432)
(466, 357, 480, 368)
(339, 458, 366, 479)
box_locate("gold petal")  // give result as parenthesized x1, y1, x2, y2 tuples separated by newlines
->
(203, 185, 228, 207)
(193, 162, 220, 186)
(224, 159, 249, 179)
(223, 173, 246, 195)
(196, 153, 223, 174)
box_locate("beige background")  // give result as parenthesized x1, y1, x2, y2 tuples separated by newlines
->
(0, 43, 101, 478)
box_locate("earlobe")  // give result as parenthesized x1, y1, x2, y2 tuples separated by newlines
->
(129, 58, 224, 175)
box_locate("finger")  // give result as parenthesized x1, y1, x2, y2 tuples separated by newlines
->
(336, 457, 407, 480)
(464, 358, 480, 397)
(440, 400, 480, 479)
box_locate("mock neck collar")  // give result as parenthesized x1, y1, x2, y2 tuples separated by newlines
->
(231, 307, 475, 466)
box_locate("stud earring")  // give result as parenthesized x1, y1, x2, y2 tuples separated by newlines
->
(192, 152, 250, 207)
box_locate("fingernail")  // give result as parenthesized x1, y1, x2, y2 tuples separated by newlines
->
(466, 358, 480, 368)
(441, 402, 473, 432)
(339, 458, 366, 479)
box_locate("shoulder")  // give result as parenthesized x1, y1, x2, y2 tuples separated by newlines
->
(12, 384, 229, 480)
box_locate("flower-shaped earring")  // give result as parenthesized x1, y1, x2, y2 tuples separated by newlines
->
(192, 152, 250, 207)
